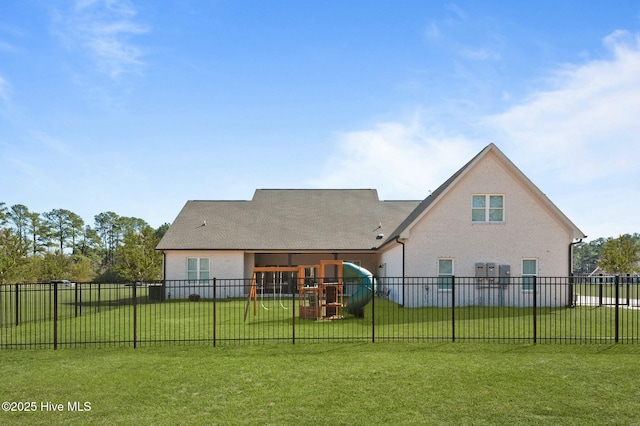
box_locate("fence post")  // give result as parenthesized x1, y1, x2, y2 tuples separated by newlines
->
(292, 278, 296, 345)
(533, 276, 537, 344)
(132, 282, 137, 349)
(14, 284, 19, 326)
(626, 274, 630, 307)
(213, 278, 217, 347)
(75, 284, 79, 317)
(53, 282, 58, 350)
(598, 275, 603, 307)
(372, 276, 376, 343)
(451, 276, 456, 342)
(615, 275, 619, 343)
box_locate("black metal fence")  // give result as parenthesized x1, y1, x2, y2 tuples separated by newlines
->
(1, 276, 638, 349)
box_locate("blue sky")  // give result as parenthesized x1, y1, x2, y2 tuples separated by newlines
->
(1, 1, 639, 241)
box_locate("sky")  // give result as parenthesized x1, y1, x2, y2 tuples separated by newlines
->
(1, 1, 639, 241)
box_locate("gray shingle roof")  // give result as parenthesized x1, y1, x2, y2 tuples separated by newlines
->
(157, 144, 585, 252)
(156, 189, 420, 251)
(383, 145, 484, 244)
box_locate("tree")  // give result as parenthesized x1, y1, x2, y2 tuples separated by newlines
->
(114, 224, 162, 282)
(118, 216, 148, 235)
(598, 234, 640, 275)
(0, 202, 8, 227)
(77, 225, 101, 258)
(0, 228, 25, 284)
(26, 211, 51, 257)
(44, 208, 76, 254)
(40, 251, 71, 281)
(68, 212, 85, 254)
(155, 223, 170, 240)
(94, 211, 121, 267)
(1, 203, 172, 283)
(69, 254, 95, 282)
(9, 204, 30, 252)
(573, 238, 607, 275)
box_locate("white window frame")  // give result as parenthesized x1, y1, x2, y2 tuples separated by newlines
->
(522, 258, 537, 291)
(472, 194, 504, 223)
(437, 258, 454, 291)
(187, 258, 210, 281)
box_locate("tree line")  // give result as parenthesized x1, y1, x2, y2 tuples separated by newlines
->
(0, 202, 168, 284)
(573, 233, 640, 276)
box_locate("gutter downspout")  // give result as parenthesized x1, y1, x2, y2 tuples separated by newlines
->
(396, 237, 405, 307)
(568, 237, 585, 307)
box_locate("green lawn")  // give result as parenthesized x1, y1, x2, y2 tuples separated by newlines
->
(3, 292, 640, 347)
(1, 343, 639, 425)
(574, 281, 640, 301)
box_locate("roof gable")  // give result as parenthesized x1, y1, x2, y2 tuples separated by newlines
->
(384, 143, 585, 244)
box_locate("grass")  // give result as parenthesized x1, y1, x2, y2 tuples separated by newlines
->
(0, 283, 150, 327)
(574, 281, 640, 301)
(1, 343, 640, 425)
(3, 292, 640, 347)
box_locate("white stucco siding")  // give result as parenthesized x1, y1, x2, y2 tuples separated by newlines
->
(401, 152, 574, 307)
(164, 250, 245, 279)
(244, 253, 255, 281)
(405, 152, 572, 276)
(380, 245, 403, 278)
(379, 244, 405, 305)
(163, 250, 246, 299)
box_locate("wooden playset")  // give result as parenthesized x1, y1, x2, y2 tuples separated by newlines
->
(244, 260, 346, 321)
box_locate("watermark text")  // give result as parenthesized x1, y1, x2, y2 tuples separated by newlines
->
(2, 401, 91, 412)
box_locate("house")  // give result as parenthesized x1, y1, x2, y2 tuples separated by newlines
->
(156, 144, 586, 307)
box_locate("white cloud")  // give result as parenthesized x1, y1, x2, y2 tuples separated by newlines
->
(310, 113, 478, 200)
(478, 30, 640, 238)
(483, 30, 640, 184)
(53, 0, 149, 78)
(315, 30, 640, 238)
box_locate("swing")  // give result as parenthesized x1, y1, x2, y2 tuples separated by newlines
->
(260, 272, 270, 311)
(278, 271, 288, 310)
(245, 266, 302, 322)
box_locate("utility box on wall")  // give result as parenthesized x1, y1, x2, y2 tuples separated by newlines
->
(486, 263, 496, 278)
(476, 262, 497, 278)
(499, 264, 511, 284)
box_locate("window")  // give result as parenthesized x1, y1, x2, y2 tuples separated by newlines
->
(472, 195, 504, 222)
(522, 259, 537, 291)
(187, 258, 209, 281)
(438, 258, 454, 291)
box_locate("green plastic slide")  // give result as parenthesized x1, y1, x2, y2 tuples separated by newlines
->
(343, 262, 376, 315)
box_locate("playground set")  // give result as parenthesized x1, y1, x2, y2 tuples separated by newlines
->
(244, 260, 375, 321)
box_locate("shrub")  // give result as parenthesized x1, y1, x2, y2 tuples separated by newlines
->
(188, 294, 201, 302)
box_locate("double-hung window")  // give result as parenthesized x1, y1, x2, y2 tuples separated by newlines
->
(472, 195, 504, 222)
(437, 258, 454, 291)
(522, 259, 537, 291)
(187, 258, 209, 281)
